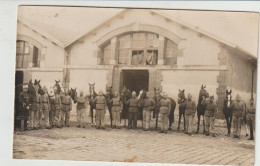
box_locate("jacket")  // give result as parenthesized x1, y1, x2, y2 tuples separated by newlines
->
(159, 98, 171, 114)
(202, 100, 217, 117)
(185, 100, 196, 115)
(142, 98, 155, 111)
(76, 96, 87, 110)
(94, 95, 106, 110)
(62, 95, 72, 111)
(126, 97, 140, 113)
(111, 97, 123, 112)
(231, 101, 244, 117)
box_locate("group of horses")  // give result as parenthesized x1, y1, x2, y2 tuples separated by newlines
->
(15, 80, 247, 136)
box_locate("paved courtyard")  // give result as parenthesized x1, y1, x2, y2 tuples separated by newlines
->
(13, 110, 255, 166)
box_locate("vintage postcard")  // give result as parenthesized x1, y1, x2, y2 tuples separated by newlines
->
(13, 6, 258, 166)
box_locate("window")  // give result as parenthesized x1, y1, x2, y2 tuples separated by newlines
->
(16, 40, 40, 68)
(101, 42, 111, 65)
(165, 39, 178, 65)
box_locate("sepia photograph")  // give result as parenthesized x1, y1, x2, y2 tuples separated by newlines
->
(12, 5, 258, 166)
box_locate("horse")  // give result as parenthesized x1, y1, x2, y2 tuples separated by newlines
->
(168, 97, 176, 130)
(69, 88, 78, 104)
(88, 83, 97, 126)
(54, 79, 64, 94)
(196, 84, 209, 134)
(223, 89, 233, 136)
(33, 79, 45, 95)
(105, 85, 114, 127)
(137, 89, 146, 127)
(177, 89, 186, 132)
(120, 86, 131, 127)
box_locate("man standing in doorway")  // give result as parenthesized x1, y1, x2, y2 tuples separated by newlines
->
(231, 94, 245, 139)
(93, 90, 107, 129)
(159, 92, 171, 134)
(126, 91, 141, 129)
(202, 95, 217, 137)
(185, 93, 196, 135)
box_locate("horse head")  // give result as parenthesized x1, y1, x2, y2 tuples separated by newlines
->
(138, 89, 146, 100)
(226, 89, 232, 107)
(33, 79, 45, 95)
(54, 79, 64, 94)
(88, 82, 96, 98)
(199, 84, 209, 100)
(178, 89, 185, 99)
(69, 88, 77, 103)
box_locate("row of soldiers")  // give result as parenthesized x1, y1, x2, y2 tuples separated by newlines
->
(17, 84, 256, 140)
(18, 84, 72, 130)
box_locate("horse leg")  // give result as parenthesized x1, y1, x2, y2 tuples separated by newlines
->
(196, 115, 200, 134)
(155, 112, 158, 130)
(91, 107, 94, 126)
(168, 111, 173, 130)
(183, 112, 186, 131)
(178, 111, 182, 132)
(225, 114, 230, 136)
(203, 115, 206, 134)
(109, 108, 113, 127)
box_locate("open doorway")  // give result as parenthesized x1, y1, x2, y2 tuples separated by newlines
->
(120, 70, 149, 95)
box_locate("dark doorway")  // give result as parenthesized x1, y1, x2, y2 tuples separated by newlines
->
(15, 71, 24, 86)
(121, 70, 149, 95)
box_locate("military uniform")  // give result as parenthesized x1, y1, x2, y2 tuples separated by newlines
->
(18, 91, 32, 130)
(247, 102, 256, 140)
(202, 100, 217, 136)
(111, 97, 123, 128)
(126, 97, 140, 128)
(159, 98, 171, 132)
(231, 101, 244, 138)
(40, 93, 50, 128)
(53, 93, 62, 127)
(61, 94, 72, 127)
(76, 96, 87, 128)
(94, 95, 107, 128)
(185, 100, 196, 134)
(30, 93, 41, 129)
(142, 98, 155, 130)
(49, 96, 56, 127)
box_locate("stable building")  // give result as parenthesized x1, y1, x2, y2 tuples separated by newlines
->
(16, 9, 257, 118)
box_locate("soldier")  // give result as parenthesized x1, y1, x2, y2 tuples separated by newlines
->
(93, 90, 107, 129)
(231, 94, 245, 139)
(111, 92, 123, 129)
(126, 91, 141, 129)
(29, 85, 41, 130)
(49, 89, 56, 128)
(141, 92, 155, 131)
(76, 90, 88, 128)
(202, 95, 217, 137)
(247, 98, 255, 140)
(53, 88, 62, 128)
(61, 89, 72, 127)
(185, 93, 196, 135)
(159, 92, 171, 134)
(40, 86, 51, 129)
(18, 84, 32, 130)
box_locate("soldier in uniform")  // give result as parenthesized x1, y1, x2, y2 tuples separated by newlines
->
(53, 88, 62, 128)
(111, 92, 123, 129)
(159, 92, 171, 134)
(49, 89, 56, 128)
(231, 94, 245, 139)
(202, 95, 217, 137)
(126, 91, 141, 129)
(61, 89, 72, 127)
(40, 86, 51, 129)
(93, 90, 107, 129)
(141, 92, 155, 131)
(18, 84, 32, 130)
(76, 90, 88, 128)
(184, 93, 196, 135)
(30, 85, 41, 130)
(247, 98, 255, 140)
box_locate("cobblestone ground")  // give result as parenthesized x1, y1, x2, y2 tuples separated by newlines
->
(13, 110, 255, 166)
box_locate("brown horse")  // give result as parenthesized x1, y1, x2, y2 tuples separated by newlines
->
(120, 86, 131, 127)
(88, 83, 97, 126)
(196, 84, 209, 134)
(105, 85, 114, 127)
(178, 89, 186, 131)
(223, 90, 233, 136)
